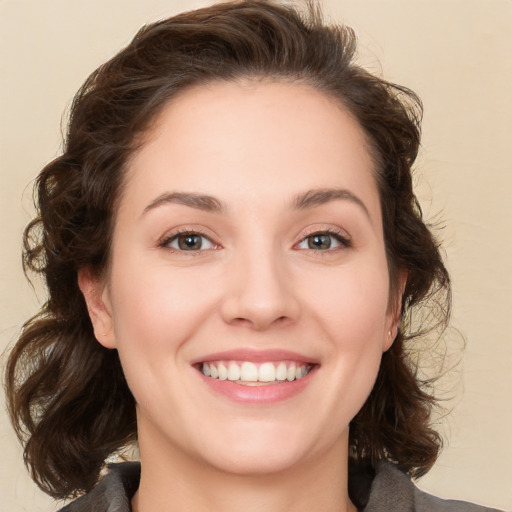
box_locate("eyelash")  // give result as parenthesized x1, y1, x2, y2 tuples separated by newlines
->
(159, 228, 351, 253)
(297, 228, 352, 253)
(159, 229, 219, 254)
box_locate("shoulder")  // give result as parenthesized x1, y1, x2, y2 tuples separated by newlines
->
(362, 461, 503, 512)
(57, 460, 503, 512)
(58, 462, 140, 512)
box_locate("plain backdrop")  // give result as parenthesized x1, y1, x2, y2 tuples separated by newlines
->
(1, 1, 511, 511)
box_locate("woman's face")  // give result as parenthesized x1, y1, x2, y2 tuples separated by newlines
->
(82, 80, 400, 476)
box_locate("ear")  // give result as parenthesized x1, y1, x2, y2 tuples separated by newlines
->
(383, 270, 408, 352)
(78, 266, 117, 349)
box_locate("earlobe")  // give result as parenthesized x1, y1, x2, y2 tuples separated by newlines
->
(383, 328, 396, 352)
(383, 270, 408, 352)
(78, 266, 117, 349)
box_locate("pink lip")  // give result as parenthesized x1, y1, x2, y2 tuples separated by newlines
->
(191, 348, 318, 405)
(191, 348, 318, 365)
(197, 367, 316, 404)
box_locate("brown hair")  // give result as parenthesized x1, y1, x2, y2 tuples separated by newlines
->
(5, 0, 450, 501)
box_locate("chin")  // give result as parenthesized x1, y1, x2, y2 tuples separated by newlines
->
(205, 444, 305, 477)
(190, 420, 331, 477)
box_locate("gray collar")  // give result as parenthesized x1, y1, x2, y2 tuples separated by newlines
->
(59, 460, 501, 512)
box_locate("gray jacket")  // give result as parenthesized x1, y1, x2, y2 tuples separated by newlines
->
(59, 461, 503, 512)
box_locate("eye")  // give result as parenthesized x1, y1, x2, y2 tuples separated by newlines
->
(297, 231, 350, 251)
(163, 231, 216, 251)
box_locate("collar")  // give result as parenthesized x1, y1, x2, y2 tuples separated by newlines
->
(59, 460, 500, 512)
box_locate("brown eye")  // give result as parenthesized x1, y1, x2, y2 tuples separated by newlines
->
(307, 234, 332, 250)
(177, 234, 203, 250)
(164, 232, 215, 251)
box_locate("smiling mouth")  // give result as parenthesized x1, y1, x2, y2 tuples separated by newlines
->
(199, 360, 313, 385)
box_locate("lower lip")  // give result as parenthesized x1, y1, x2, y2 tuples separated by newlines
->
(198, 368, 315, 404)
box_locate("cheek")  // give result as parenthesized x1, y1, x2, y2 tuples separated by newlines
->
(106, 264, 219, 416)
(305, 262, 390, 406)
(107, 260, 219, 366)
(309, 263, 390, 341)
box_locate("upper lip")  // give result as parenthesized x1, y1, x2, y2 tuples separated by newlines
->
(191, 348, 319, 365)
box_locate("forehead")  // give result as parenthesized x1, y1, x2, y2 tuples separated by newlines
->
(121, 80, 380, 220)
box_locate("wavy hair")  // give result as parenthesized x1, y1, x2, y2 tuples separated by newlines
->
(5, 0, 450, 501)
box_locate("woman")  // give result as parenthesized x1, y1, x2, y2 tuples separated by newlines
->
(4, 1, 503, 511)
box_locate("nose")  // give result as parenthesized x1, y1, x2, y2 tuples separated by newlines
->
(220, 246, 300, 331)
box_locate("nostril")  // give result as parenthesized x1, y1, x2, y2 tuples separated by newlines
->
(219, 269, 301, 330)
(230, 317, 254, 327)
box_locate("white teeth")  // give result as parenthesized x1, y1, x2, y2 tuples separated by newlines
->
(258, 362, 276, 382)
(240, 362, 259, 382)
(287, 363, 296, 381)
(201, 360, 311, 383)
(218, 363, 228, 380)
(227, 361, 240, 381)
(276, 362, 287, 381)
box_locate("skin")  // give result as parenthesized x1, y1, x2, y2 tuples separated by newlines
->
(80, 80, 402, 512)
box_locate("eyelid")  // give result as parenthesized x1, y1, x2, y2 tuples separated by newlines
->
(157, 225, 351, 253)
(295, 226, 352, 250)
(158, 227, 221, 251)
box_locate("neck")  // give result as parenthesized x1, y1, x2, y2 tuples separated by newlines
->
(132, 432, 357, 512)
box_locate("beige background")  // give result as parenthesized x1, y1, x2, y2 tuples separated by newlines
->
(1, 0, 511, 510)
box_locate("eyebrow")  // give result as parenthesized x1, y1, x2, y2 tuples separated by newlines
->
(142, 192, 225, 215)
(142, 187, 370, 219)
(292, 188, 370, 218)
